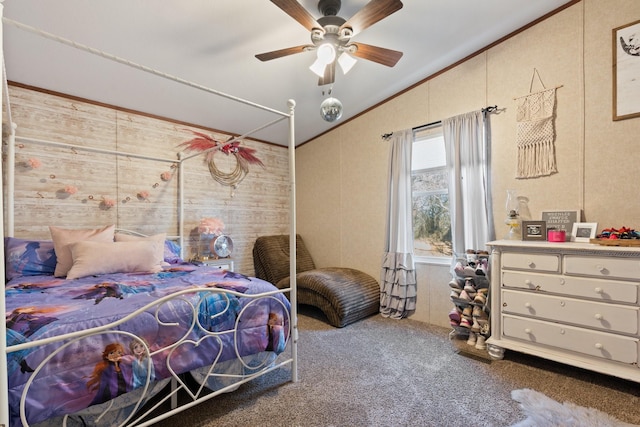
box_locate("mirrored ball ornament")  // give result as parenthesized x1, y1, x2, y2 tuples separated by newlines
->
(320, 97, 343, 122)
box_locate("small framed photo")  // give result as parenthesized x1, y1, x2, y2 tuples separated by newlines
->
(522, 221, 547, 241)
(572, 222, 598, 242)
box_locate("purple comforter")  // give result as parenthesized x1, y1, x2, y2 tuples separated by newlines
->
(5, 265, 290, 425)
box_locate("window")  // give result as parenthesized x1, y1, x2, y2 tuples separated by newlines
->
(411, 125, 452, 263)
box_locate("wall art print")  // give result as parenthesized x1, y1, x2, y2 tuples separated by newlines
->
(613, 19, 640, 120)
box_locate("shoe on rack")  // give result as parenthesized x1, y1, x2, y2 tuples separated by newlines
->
(474, 258, 487, 276)
(475, 335, 487, 350)
(449, 308, 461, 326)
(450, 289, 462, 299)
(472, 305, 483, 318)
(471, 319, 481, 333)
(460, 318, 472, 329)
(459, 290, 473, 302)
(464, 277, 476, 292)
(474, 289, 488, 305)
(466, 332, 477, 345)
(461, 306, 473, 319)
(449, 278, 464, 289)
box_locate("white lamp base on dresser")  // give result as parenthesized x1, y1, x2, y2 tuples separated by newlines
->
(486, 240, 640, 383)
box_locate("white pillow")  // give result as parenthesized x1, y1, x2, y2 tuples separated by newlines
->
(115, 232, 167, 266)
(50, 225, 116, 277)
(66, 240, 164, 280)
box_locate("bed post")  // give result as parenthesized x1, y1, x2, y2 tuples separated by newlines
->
(0, 2, 11, 425)
(287, 99, 298, 383)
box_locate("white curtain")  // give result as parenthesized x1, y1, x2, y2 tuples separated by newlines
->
(380, 129, 417, 319)
(443, 110, 495, 256)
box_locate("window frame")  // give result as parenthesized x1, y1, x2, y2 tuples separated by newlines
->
(411, 126, 452, 266)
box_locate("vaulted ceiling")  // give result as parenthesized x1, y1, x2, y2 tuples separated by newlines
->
(2, 0, 574, 146)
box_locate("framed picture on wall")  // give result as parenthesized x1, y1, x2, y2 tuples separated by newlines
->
(522, 221, 547, 241)
(613, 19, 640, 120)
(572, 222, 598, 242)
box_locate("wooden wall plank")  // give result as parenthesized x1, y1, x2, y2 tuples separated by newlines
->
(4, 85, 290, 276)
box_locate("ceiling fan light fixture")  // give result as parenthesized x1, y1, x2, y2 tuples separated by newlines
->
(309, 57, 327, 77)
(337, 52, 357, 74)
(316, 43, 336, 64)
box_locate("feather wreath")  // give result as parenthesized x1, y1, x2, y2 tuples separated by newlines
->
(179, 130, 264, 187)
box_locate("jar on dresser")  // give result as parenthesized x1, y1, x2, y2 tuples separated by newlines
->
(486, 240, 640, 383)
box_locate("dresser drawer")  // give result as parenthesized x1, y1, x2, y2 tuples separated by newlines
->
(501, 289, 639, 335)
(501, 271, 639, 304)
(502, 315, 638, 364)
(502, 252, 560, 273)
(565, 255, 640, 281)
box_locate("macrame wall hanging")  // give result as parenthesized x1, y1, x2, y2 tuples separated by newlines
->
(514, 69, 562, 179)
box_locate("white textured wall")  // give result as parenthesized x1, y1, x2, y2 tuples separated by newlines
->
(296, 0, 640, 328)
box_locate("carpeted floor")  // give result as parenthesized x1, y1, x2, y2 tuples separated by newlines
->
(153, 307, 640, 427)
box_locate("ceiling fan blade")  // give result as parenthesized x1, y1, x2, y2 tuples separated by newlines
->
(340, 0, 403, 37)
(255, 45, 314, 61)
(318, 62, 336, 86)
(349, 42, 403, 67)
(270, 0, 323, 32)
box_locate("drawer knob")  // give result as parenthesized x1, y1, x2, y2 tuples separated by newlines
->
(525, 279, 532, 286)
(595, 313, 603, 320)
(594, 287, 603, 294)
(595, 343, 604, 349)
(524, 302, 532, 308)
(524, 328, 532, 334)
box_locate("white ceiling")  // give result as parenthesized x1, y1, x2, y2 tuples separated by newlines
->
(2, 0, 573, 146)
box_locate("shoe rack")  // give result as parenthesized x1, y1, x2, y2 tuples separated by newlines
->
(448, 250, 491, 351)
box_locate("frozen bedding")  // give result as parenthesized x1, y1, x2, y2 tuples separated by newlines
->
(5, 263, 290, 426)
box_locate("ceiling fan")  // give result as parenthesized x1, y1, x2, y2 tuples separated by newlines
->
(256, 0, 404, 86)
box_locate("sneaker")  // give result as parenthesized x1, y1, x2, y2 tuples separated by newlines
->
(471, 318, 481, 333)
(475, 335, 487, 350)
(464, 278, 476, 293)
(449, 308, 461, 326)
(450, 289, 462, 299)
(463, 266, 477, 276)
(472, 306, 483, 318)
(449, 278, 464, 289)
(474, 289, 488, 305)
(461, 306, 473, 319)
(459, 318, 472, 329)
(454, 262, 466, 277)
(466, 332, 477, 345)
(475, 258, 489, 276)
(459, 290, 473, 302)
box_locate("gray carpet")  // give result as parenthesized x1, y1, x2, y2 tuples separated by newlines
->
(154, 307, 640, 427)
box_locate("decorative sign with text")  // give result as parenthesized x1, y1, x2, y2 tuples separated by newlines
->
(541, 210, 582, 241)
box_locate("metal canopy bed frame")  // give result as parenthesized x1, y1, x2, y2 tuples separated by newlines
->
(0, 6, 298, 426)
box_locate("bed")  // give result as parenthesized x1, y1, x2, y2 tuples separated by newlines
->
(0, 11, 299, 427)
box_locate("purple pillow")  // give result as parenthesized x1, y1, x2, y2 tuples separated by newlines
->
(163, 240, 183, 264)
(5, 237, 57, 280)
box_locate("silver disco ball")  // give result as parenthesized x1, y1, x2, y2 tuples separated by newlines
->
(320, 97, 343, 122)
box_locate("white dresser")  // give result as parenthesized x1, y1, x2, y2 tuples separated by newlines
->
(486, 240, 640, 383)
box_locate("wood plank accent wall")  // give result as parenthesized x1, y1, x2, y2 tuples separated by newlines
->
(4, 85, 291, 275)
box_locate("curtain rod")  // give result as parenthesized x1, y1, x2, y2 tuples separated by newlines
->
(381, 105, 499, 140)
